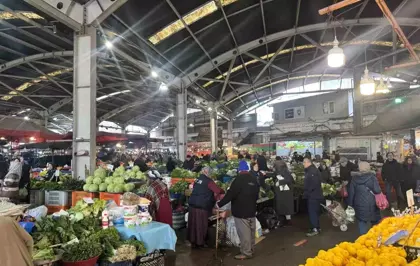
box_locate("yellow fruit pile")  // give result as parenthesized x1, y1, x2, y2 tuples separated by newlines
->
(301, 215, 420, 266)
(301, 242, 407, 266)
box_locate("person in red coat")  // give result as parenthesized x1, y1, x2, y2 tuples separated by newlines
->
(144, 170, 172, 226)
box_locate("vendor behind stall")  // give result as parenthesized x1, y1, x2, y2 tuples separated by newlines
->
(46, 162, 55, 180)
(188, 166, 224, 248)
(144, 170, 172, 226)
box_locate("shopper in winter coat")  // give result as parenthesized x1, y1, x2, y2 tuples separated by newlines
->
(382, 152, 404, 205)
(0, 159, 23, 201)
(303, 158, 324, 236)
(217, 160, 259, 260)
(319, 161, 332, 184)
(0, 216, 33, 266)
(401, 157, 420, 197)
(166, 156, 177, 173)
(182, 155, 195, 170)
(188, 167, 224, 248)
(273, 159, 294, 226)
(348, 161, 382, 235)
(257, 153, 268, 171)
(144, 170, 172, 226)
(339, 157, 358, 183)
(376, 152, 384, 164)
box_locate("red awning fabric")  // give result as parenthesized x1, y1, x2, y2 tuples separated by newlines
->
(0, 116, 62, 140)
(63, 132, 128, 142)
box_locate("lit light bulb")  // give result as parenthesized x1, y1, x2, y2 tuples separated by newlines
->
(360, 67, 375, 96)
(24, 116, 30, 120)
(105, 40, 113, 49)
(151, 71, 158, 78)
(327, 36, 345, 68)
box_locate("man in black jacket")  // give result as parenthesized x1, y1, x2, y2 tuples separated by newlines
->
(382, 152, 404, 205)
(257, 153, 268, 171)
(217, 160, 259, 260)
(303, 158, 324, 237)
(182, 155, 194, 170)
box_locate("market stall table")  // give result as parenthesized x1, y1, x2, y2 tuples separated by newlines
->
(115, 222, 177, 253)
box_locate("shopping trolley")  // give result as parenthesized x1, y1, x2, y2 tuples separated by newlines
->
(321, 200, 354, 232)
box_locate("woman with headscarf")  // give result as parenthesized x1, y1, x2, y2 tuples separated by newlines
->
(0, 215, 33, 266)
(144, 169, 172, 226)
(273, 159, 294, 226)
(188, 166, 224, 248)
(0, 158, 23, 201)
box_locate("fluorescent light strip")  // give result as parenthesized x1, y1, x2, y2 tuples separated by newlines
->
(96, 90, 130, 101)
(0, 11, 44, 20)
(148, 0, 238, 45)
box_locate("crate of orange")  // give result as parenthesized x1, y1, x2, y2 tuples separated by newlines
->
(99, 192, 123, 205)
(171, 177, 195, 186)
(71, 191, 99, 206)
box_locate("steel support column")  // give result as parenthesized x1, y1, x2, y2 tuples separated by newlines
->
(210, 109, 218, 153)
(73, 27, 97, 179)
(322, 135, 330, 153)
(410, 129, 416, 154)
(353, 70, 363, 134)
(176, 88, 187, 161)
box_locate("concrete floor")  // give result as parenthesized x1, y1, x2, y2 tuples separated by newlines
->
(166, 214, 360, 266)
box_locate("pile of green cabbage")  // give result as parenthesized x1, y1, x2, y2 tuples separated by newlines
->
(82, 167, 136, 193)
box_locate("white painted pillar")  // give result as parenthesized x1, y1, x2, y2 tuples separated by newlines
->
(176, 89, 187, 161)
(72, 27, 97, 179)
(210, 111, 218, 153)
(227, 120, 233, 149)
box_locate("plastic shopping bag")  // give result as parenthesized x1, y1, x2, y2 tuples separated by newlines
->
(226, 217, 240, 247)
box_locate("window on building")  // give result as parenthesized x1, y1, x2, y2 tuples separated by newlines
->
(323, 101, 335, 114)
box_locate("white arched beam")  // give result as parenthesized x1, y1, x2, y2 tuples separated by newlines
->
(176, 17, 420, 89)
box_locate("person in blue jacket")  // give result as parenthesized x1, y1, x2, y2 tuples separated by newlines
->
(348, 161, 382, 235)
(303, 158, 324, 237)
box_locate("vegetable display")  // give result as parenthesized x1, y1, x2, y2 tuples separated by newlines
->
(171, 168, 198, 178)
(321, 183, 338, 197)
(170, 179, 189, 194)
(62, 237, 102, 262)
(84, 167, 137, 193)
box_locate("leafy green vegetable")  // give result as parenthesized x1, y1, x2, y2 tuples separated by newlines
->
(92, 227, 121, 259)
(123, 239, 147, 256)
(32, 248, 55, 261)
(170, 179, 189, 194)
(62, 237, 102, 262)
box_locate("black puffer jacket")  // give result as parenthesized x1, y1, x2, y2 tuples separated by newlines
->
(340, 162, 358, 182)
(382, 159, 402, 182)
(303, 165, 324, 200)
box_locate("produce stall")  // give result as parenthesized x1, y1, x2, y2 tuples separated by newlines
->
(301, 213, 420, 266)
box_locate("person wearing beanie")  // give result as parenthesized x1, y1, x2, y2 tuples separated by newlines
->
(348, 161, 382, 235)
(188, 167, 224, 248)
(217, 160, 259, 260)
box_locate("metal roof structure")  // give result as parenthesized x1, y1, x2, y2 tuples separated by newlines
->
(0, 0, 419, 132)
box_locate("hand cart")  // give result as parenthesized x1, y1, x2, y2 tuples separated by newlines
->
(321, 200, 353, 232)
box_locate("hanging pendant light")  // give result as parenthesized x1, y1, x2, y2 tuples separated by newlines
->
(386, 78, 392, 88)
(327, 36, 345, 68)
(376, 76, 390, 94)
(360, 67, 375, 95)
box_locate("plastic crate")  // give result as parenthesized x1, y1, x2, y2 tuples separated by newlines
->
(170, 178, 195, 186)
(99, 260, 133, 266)
(100, 192, 123, 205)
(44, 191, 71, 206)
(72, 191, 99, 206)
(135, 251, 164, 266)
(30, 190, 45, 206)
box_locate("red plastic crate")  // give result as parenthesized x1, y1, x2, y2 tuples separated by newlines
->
(99, 192, 123, 205)
(71, 191, 99, 206)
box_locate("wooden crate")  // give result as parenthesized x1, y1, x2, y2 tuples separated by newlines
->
(71, 191, 99, 206)
(99, 192, 123, 205)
